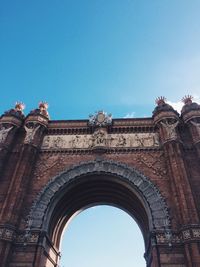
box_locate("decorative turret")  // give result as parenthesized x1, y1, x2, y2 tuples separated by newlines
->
(153, 97, 179, 123)
(29, 101, 50, 119)
(0, 102, 25, 146)
(153, 97, 180, 144)
(181, 95, 200, 123)
(181, 96, 200, 156)
(24, 102, 49, 147)
(1, 102, 25, 126)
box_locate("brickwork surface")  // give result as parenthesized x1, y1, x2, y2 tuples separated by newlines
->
(0, 100, 200, 266)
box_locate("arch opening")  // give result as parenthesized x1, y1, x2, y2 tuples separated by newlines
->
(28, 160, 171, 266)
(47, 173, 150, 249)
(59, 205, 146, 267)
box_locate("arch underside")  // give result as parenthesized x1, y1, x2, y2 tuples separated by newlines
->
(28, 160, 170, 249)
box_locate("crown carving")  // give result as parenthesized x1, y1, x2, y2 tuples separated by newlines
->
(15, 102, 25, 112)
(182, 95, 193, 105)
(38, 101, 49, 118)
(155, 96, 166, 106)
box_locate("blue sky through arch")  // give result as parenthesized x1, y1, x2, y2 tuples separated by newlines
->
(59, 205, 145, 267)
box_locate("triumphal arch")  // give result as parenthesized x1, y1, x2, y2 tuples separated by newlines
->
(0, 96, 200, 266)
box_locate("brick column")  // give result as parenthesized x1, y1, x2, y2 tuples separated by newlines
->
(153, 97, 200, 266)
(181, 96, 200, 159)
(180, 96, 200, 266)
(0, 103, 24, 175)
(0, 102, 49, 267)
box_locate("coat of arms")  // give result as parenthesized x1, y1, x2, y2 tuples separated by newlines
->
(88, 111, 112, 127)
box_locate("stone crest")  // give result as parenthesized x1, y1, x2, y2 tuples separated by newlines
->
(89, 111, 112, 127)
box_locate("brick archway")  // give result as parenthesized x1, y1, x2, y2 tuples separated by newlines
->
(27, 159, 171, 265)
(1, 100, 200, 267)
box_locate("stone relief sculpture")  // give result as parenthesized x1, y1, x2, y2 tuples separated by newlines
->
(116, 134, 126, 146)
(89, 111, 112, 127)
(92, 129, 107, 147)
(0, 126, 13, 143)
(24, 124, 40, 144)
(41, 132, 160, 150)
(161, 120, 179, 140)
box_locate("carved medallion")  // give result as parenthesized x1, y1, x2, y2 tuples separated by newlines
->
(89, 111, 112, 127)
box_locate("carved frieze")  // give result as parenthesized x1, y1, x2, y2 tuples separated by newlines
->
(41, 132, 160, 150)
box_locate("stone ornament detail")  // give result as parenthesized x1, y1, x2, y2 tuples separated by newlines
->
(0, 226, 39, 244)
(89, 111, 112, 127)
(182, 230, 191, 240)
(28, 160, 170, 231)
(0, 227, 15, 241)
(41, 132, 160, 150)
(3, 102, 25, 119)
(29, 101, 50, 119)
(24, 123, 41, 144)
(0, 125, 14, 144)
(192, 229, 200, 238)
(156, 232, 181, 245)
(15, 232, 39, 244)
(136, 152, 167, 179)
(156, 228, 200, 245)
(160, 119, 179, 141)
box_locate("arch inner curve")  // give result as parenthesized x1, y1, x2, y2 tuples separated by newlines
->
(28, 160, 170, 249)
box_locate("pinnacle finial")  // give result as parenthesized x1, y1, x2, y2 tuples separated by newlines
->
(155, 96, 166, 106)
(39, 101, 48, 110)
(182, 95, 193, 105)
(38, 101, 49, 118)
(15, 101, 25, 112)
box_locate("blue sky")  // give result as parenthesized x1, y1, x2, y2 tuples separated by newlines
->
(1, 1, 200, 266)
(60, 206, 145, 267)
(1, 1, 200, 119)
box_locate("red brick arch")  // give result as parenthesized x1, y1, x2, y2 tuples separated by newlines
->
(28, 160, 171, 251)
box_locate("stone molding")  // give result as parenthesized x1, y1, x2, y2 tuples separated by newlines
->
(156, 226, 200, 245)
(1, 225, 200, 246)
(28, 160, 170, 231)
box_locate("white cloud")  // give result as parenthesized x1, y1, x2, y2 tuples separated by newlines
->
(123, 112, 135, 118)
(167, 95, 200, 114)
(166, 100, 183, 113)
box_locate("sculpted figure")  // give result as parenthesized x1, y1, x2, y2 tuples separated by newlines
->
(24, 124, 40, 144)
(153, 134, 160, 146)
(70, 135, 81, 148)
(135, 133, 144, 147)
(93, 129, 107, 147)
(0, 126, 13, 143)
(53, 136, 65, 148)
(161, 120, 179, 140)
(42, 136, 51, 148)
(116, 134, 126, 147)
